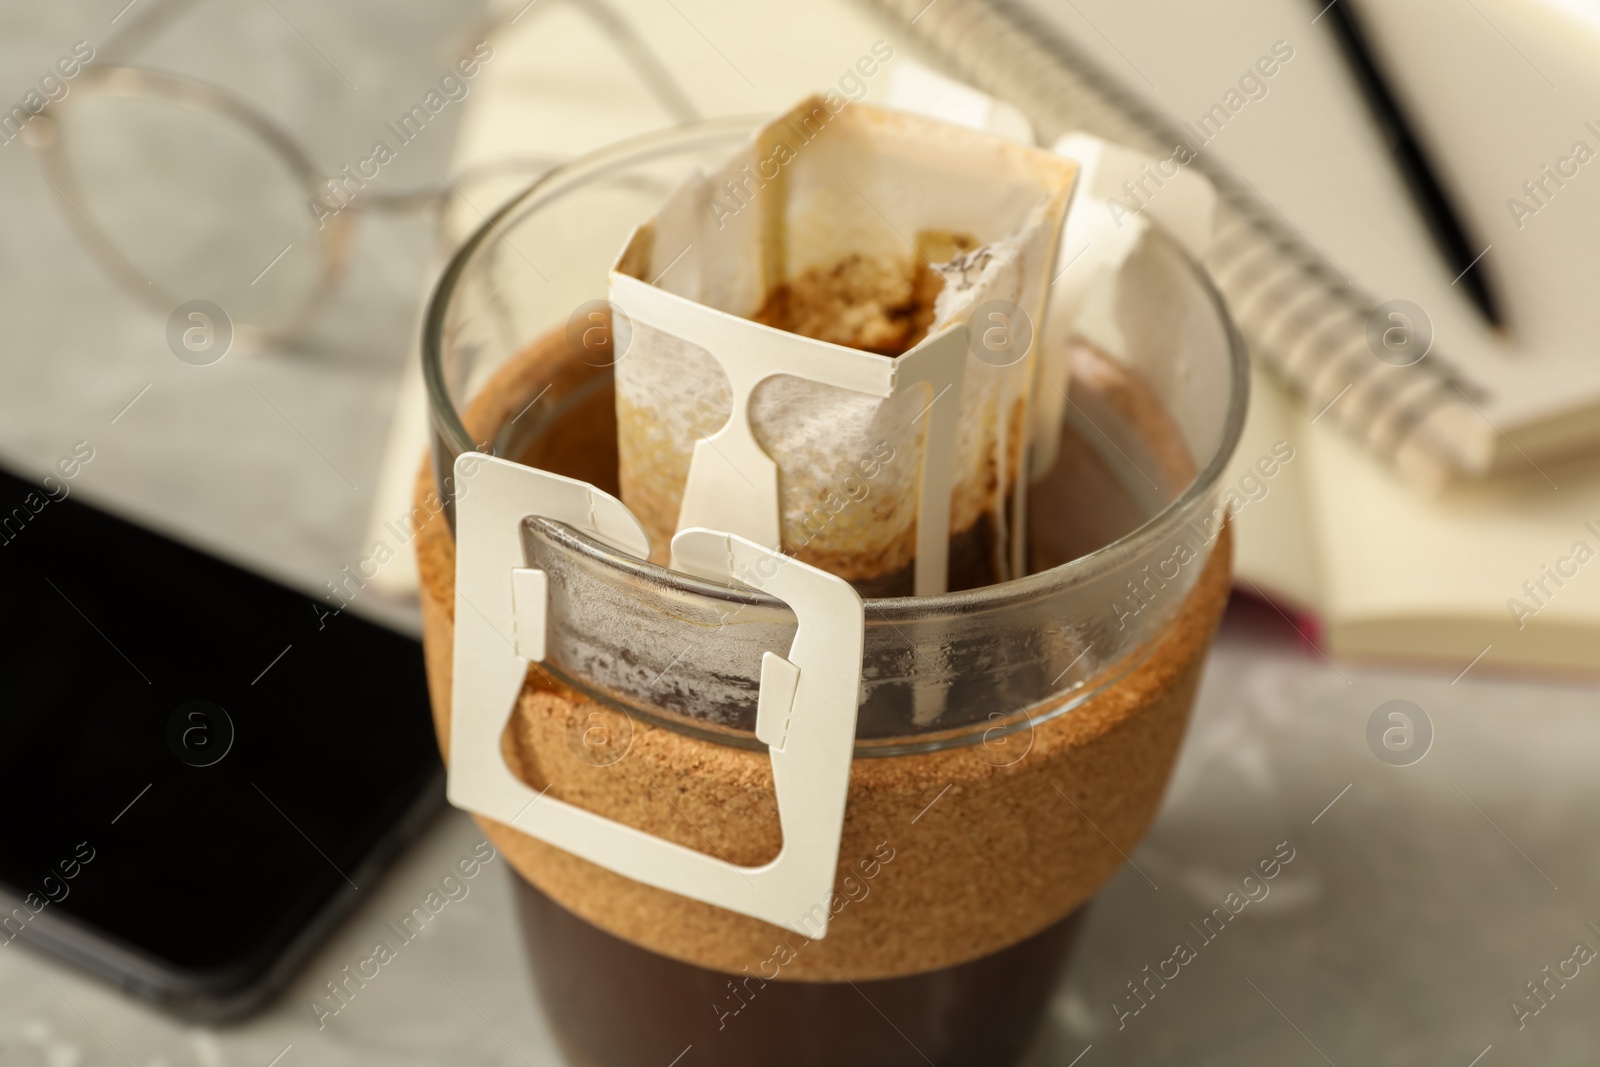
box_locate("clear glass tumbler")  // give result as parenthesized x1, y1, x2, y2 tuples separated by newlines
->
(418, 117, 1247, 1067)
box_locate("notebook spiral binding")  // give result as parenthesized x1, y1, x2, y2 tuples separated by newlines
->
(868, 0, 1493, 485)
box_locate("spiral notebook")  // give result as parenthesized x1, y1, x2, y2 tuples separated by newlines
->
(874, 0, 1600, 489)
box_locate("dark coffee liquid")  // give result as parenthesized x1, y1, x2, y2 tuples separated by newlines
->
(501, 346, 1173, 1067)
(500, 361, 1157, 590)
(515, 878, 1087, 1067)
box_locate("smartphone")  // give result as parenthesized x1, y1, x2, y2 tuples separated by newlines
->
(0, 460, 443, 1020)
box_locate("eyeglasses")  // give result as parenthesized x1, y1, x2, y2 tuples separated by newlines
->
(21, 0, 700, 351)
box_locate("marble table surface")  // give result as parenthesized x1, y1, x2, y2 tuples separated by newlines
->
(3, 3, 1597, 1065)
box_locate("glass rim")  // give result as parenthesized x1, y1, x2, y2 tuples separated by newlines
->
(421, 114, 1251, 615)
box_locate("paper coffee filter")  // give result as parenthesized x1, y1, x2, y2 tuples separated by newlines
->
(612, 97, 1076, 591)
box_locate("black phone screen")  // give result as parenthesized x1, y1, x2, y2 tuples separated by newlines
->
(0, 464, 442, 1013)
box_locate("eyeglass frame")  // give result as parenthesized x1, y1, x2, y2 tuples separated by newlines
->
(20, 0, 701, 348)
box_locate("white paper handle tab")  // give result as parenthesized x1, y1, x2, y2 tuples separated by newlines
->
(611, 271, 967, 596)
(1033, 133, 1218, 479)
(449, 453, 867, 937)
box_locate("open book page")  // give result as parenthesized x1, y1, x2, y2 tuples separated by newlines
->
(1304, 408, 1600, 672)
(1233, 368, 1600, 673)
(1226, 367, 1322, 613)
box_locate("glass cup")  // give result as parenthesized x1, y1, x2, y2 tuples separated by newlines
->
(419, 118, 1247, 1067)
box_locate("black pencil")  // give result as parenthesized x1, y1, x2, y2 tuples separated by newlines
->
(1317, 0, 1504, 330)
